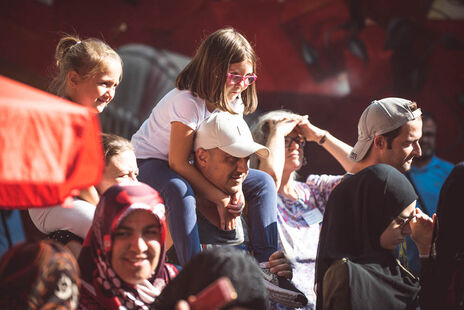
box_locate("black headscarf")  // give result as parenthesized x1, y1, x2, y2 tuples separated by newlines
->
(315, 164, 420, 310)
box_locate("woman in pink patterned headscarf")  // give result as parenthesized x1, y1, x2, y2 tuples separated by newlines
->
(78, 182, 178, 310)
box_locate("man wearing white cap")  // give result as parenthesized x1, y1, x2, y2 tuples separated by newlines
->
(193, 111, 269, 249)
(193, 111, 308, 309)
(349, 97, 423, 174)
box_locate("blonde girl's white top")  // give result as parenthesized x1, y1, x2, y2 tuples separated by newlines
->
(131, 88, 244, 161)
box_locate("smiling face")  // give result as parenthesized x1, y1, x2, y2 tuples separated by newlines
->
(111, 210, 161, 285)
(196, 148, 249, 195)
(379, 201, 416, 250)
(96, 149, 138, 195)
(225, 60, 254, 103)
(380, 118, 422, 173)
(68, 56, 122, 112)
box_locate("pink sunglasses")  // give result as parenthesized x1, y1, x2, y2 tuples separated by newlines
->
(227, 73, 258, 86)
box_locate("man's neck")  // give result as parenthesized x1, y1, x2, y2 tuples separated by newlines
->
(349, 158, 377, 174)
(195, 195, 222, 228)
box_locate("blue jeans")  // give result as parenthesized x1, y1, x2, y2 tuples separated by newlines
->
(137, 158, 277, 265)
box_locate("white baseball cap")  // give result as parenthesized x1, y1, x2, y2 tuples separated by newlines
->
(349, 97, 422, 162)
(194, 112, 269, 158)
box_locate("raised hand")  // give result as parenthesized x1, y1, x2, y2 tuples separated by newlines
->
(410, 208, 434, 256)
(297, 115, 326, 143)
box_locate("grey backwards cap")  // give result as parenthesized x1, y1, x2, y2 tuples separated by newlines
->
(349, 97, 422, 162)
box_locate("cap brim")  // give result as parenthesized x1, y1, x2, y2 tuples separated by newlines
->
(220, 142, 270, 159)
(348, 139, 373, 162)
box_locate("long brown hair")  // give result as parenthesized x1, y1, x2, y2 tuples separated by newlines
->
(176, 28, 258, 115)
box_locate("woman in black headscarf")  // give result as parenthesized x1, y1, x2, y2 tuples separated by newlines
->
(315, 164, 433, 310)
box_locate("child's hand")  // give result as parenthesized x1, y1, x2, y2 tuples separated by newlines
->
(226, 191, 245, 216)
(216, 203, 237, 231)
(215, 194, 236, 231)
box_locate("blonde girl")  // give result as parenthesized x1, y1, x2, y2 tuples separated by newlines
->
(29, 35, 124, 257)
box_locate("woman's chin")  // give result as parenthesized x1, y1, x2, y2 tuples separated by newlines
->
(286, 161, 303, 172)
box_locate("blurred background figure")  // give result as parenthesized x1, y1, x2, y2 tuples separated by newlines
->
(409, 112, 454, 215)
(0, 240, 80, 309)
(0, 210, 25, 257)
(399, 112, 454, 276)
(421, 162, 464, 310)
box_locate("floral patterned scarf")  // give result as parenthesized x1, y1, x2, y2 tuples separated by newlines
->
(78, 183, 177, 310)
(0, 240, 80, 309)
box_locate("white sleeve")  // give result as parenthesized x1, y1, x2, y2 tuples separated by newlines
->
(28, 199, 95, 239)
(168, 92, 205, 130)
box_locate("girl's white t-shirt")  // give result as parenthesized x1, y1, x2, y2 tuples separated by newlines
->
(131, 88, 244, 161)
(28, 198, 95, 239)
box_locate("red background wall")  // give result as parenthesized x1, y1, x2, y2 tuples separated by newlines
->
(1, 0, 463, 176)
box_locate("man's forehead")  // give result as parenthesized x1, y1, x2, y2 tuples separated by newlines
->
(211, 147, 237, 158)
(402, 118, 422, 139)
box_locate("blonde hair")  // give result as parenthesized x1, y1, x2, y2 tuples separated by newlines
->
(251, 110, 306, 176)
(251, 110, 301, 146)
(176, 28, 258, 115)
(49, 35, 122, 97)
(101, 133, 134, 165)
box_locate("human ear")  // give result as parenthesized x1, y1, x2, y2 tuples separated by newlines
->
(67, 71, 81, 88)
(373, 136, 386, 150)
(195, 149, 209, 167)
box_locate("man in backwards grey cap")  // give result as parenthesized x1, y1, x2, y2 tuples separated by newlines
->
(349, 97, 423, 174)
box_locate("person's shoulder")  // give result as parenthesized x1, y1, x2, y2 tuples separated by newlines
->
(432, 156, 454, 171)
(171, 89, 201, 102)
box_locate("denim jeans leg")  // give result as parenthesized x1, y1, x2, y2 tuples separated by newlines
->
(243, 168, 278, 263)
(137, 158, 201, 266)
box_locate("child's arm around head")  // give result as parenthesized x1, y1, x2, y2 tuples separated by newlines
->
(169, 121, 237, 230)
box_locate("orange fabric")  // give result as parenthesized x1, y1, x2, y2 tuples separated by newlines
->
(0, 75, 103, 209)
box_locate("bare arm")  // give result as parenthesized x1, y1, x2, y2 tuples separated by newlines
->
(298, 116, 353, 172)
(169, 121, 235, 230)
(258, 118, 300, 189)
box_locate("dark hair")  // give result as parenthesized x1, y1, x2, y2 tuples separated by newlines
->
(381, 101, 419, 148)
(49, 35, 122, 97)
(175, 28, 258, 115)
(421, 111, 436, 125)
(101, 133, 133, 164)
(155, 247, 268, 310)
